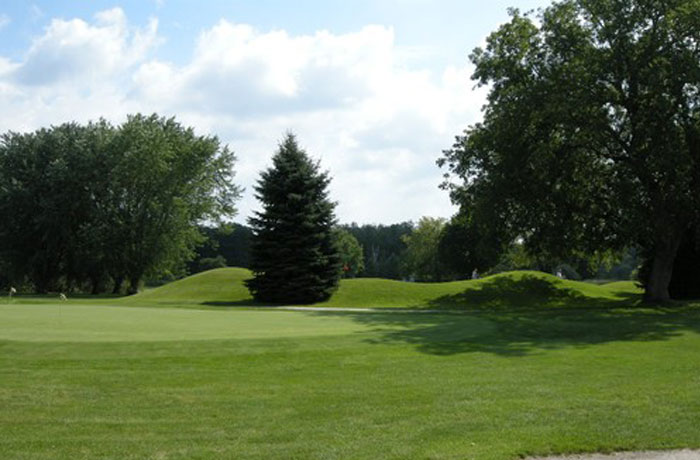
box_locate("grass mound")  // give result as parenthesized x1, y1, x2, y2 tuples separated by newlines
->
(327, 270, 641, 310)
(121, 268, 642, 310)
(123, 267, 253, 305)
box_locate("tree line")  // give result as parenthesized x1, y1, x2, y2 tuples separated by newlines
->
(193, 216, 639, 284)
(0, 114, 240, 294)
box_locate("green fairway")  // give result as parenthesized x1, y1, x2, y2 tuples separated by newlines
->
(2, 296, 700, 459)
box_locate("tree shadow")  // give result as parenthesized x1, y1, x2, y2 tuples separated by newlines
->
(196, 274, 700, 357)
(302, 275, 698, 356)
(306, 306, 700, 356)
(424, 274, 640, 311)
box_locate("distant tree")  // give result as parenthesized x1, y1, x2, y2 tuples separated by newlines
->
(334, 228, 364, 278)
(401, 217, 448, 282)
(596, 247, 640, 281)
(343, 222, 412, 279)
(439, 1, 700, 302)
(246, 134, 341, 303)
(198, 255, 228, 272)
(191, 223, 253, 272)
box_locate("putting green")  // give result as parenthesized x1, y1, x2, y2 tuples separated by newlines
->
(0, 304, 375, 342)
(0, 303, 493, 343)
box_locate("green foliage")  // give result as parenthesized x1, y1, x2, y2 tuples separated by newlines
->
(438, 212, 503, 279)
(191, 224, 253, 271)
(0, 122, 114, 292)
(0, 115, 241, 294)
(400, 217, 449, 282)
(342, 222, 412, 279)
(439, 0, 700, 302)
(198, 256, 227, 272)
(246, 134, 341, 303)
(596, 247, 640, 281)
(334, 228, 364, 278)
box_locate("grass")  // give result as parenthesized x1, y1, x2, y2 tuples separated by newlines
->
(109, 267, 643, 310)
(2, 270, 699, 459)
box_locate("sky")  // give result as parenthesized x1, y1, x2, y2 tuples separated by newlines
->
(0, 0, 551, 225)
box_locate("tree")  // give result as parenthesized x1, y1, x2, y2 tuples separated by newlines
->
(334, 228, 364, 278)
(342, 222, 412, 279)
(0, 115, 240, 294)
(103, 114, 241, 294)
(401, 217, 448, 282)
(246, 134, 341, 303)
(668, 229, 700, 299)
(437, 212, 502, 279)
(190, 223, 253, 273)
(439, 0, 700, 302)
(0, 121, 116, 293)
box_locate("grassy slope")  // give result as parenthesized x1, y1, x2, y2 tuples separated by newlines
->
(123, 267, 254, 306)
(2, 302, 700, 459)
(118, 267, 643, 310)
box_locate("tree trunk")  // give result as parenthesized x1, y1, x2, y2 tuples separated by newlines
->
(112, 276, 124, 295)
(91, 276, 100, 295)
(127, 275, 141, 295)
(644, 231, 683, 304)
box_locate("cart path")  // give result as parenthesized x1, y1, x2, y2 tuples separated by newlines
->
(527, 449, 700, 460)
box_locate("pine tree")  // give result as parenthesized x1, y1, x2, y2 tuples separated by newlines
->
(246, 134, 341, 303)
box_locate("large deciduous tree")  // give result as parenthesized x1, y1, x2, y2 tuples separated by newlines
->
(107, 114, 240, 293)
(246, 134, 341, 303)
(439, 0, 700, 303)
(0, 115, 240, 294)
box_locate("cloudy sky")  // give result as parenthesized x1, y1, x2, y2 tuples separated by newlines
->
(0, 0, 550, 225)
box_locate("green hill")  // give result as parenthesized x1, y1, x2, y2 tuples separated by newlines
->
(121, 267, 254, 306)
(121, 267, 642, 310)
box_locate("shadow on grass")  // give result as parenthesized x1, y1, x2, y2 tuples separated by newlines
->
(308, 306, 700, 356)
(303, 275, 699, 356)
(424, 274, 640, 311)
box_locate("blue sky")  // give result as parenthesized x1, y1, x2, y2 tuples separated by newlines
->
(0, 0, 551, 224)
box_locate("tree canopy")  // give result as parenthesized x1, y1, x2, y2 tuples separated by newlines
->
(246, 134, 341, 303)
(342, 222, 412, 279)
(334, 228, 365, 278)
(401, 217, 448, 282)
(439, 0, 700, 302)
(0, 115, 240, 294)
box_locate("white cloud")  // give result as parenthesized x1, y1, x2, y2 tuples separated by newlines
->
(0, 10, 486, 224)
(0, 14, 10, 30)
(14, 8, 159, 87)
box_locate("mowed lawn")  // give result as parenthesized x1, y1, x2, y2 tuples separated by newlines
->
(2, 287, 700, 459)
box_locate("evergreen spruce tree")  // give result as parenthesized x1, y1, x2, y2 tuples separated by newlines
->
(246, 134, 341, 303)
